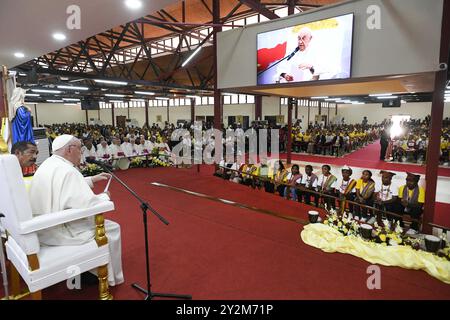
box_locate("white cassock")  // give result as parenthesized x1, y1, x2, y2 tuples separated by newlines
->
(158, 142, 171, 153)
(121, 142, 133, 157)
(275, 45, 334, 83)
(128, 143, 139, 156)
(144, 140, 155, 153)
(135, 144, 144, 155)
(96, 145, 111, 160)
(109, 144, 124, 157)
(29, 155, 124, 286)
(81, 145, 97, 163)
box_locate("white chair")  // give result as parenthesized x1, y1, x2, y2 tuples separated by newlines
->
(0, 154, 114, 300)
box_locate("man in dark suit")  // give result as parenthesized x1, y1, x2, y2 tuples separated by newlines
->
(380, 128, 389, 161)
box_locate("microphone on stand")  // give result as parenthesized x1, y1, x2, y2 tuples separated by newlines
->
(286, 47, 300, 61)
(85, 158, 114, 170)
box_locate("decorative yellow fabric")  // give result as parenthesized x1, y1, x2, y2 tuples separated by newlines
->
(301, 223, 450, 284)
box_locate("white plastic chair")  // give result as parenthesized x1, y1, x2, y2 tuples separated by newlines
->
(0, 155, 114, 300)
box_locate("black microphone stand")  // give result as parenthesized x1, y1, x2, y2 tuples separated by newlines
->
(257, 49, 297, 77)
(97, 162, 192, 300)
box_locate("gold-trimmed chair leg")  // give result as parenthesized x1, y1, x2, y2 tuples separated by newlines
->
(98, 265, 112, 300)
(30, 290, 42, 300)
(9, 263, 21, 296)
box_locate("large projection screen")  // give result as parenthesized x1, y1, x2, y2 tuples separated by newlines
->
(257, 13, 354, 86)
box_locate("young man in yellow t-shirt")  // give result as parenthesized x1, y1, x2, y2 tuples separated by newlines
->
(398, 172, 425, 233)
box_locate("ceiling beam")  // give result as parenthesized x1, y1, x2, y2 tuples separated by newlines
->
(28, 67, 205, 90)
(238, 0, 279, 20)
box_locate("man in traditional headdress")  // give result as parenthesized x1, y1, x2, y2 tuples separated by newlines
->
(398, 172, 425, 233)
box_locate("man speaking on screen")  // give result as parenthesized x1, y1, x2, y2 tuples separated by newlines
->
(276, 27, 323, 83)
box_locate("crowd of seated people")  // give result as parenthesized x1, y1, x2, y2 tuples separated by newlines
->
(384, 117, 450, 165)
(214, 160, 425, 233)
(43, 123, 174, 167)
(290, 122, 380, 157)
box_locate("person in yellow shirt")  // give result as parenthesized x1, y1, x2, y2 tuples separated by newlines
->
(273, 160, 288, 197)
(354, 170, 376, 222)
(398, 172, 425, 233)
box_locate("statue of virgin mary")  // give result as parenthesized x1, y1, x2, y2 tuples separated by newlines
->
(10, 87, 34, 145)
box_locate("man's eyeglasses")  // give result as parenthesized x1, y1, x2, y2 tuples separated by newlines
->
(68, 144, 81, 151)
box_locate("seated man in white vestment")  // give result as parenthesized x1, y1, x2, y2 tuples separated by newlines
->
(96, 138, 112, 161)
(28, 134, 124, 286)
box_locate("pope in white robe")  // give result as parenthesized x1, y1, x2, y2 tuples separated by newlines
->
(275, 27, 334, 83)
(29, 134, 124, 286)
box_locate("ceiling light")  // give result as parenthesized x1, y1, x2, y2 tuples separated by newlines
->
(125, 0, 142, 9)
(155, 97, 170, 100)
(25, 93, 40, 97)
(182, 46, 202, 67)
(94, 79, 128, 85)
(311, 96, 328, 99)
(32, 89, 62, 94)
(105, 94, 126, 97)
(57, 85, 89, 91)
(109, 100, 124, 103)
(14, 52, 25, 58)
(369, 93, 392, 97)
(53, 33, 66, 41)
(46, 100, 64, 103)
(135, 91, 155, 95)
(62, 98, 81, 101)
(19, 73, 27, 76)
(377, 96, 398, 99)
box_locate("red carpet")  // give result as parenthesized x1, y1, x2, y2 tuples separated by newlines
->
(2, 166, 449, 300)
(282, 141, 450, 178)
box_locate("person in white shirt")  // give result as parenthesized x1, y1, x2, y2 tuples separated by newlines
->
(121, 137, 132, 156)
(109, 137, 125, 158)
(127, 138, 139, 157)
(141, 138, 155, 153)
(374, 170, 401, 221)
(96, 139, 111, 161)
(317, 165, 338, 209)
(336, 166, 357, 212)
(81, 138, 97, 163)
(295, 165, 318, 205)
(134, 137, 145, 155)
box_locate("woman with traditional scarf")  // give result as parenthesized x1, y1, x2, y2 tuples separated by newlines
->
(354, 170, 376, 222)
(296, 165, 318, 205)
(398, 172, 425, 233)
(317, 165, 338, 209)
(336, 166, 357, 212)
(284, 164, 302, 201)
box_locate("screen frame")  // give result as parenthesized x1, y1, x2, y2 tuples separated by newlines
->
(81, 99, 100, 110)
(256, 12, 355, 86)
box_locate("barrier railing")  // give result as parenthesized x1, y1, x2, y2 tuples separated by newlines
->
(216, 165, 422, 230)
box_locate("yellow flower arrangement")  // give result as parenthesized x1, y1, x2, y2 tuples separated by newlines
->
(80, 163, 104, 176)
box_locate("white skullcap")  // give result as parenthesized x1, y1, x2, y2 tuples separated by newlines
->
(341, 165, 352, 172)
(52, 134, 74, 152)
